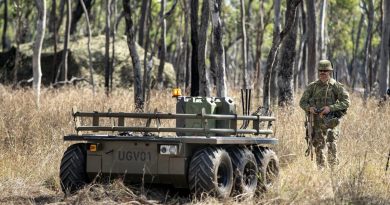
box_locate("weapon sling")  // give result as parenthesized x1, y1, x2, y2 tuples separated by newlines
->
(305, 112, 314, 160)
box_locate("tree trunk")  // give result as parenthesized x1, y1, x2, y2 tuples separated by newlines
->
(190, 0, 200, 96)
(305, 0, 316, 83)
(105, 0, 111, 96)
(351, 13, 364, 89)
(80, 0, 95, 95)
(138, 0, 150, 47)
(49, 0, 56, 33)
(263, 0, 302, 109)
(56, 0, 66, 34)
(361, 0, 373, 102)
(57, 0, 71, 82)
(177, 0, 189, 91)
(209, 0, 227, 97)
(278, 8, 298, 106)
(209, 36, 217, 86)
(142, 0, 153, 102)
(197, 0, 210, 96)
(270, 0, 281, 104)
(2, 0, 8, 50)
(70, 0, 93, 35)
(379, 0, 390, 96)
(240, 0, 249, 89)
(254, 1, 265, 98)
(299, 2, 307, 89)
(51, 0, 58, 83)
(318, 0, 327, 59)
(111, 0, 117, 92)
(33, 0, 46, 108)
(123, 0, 143, 111)
(157, 0, 167, 89)
(294, 5, 305, 91)
(254, 1, 273, 98)
(13, 0, 23, 84)
(184, 0, 191, 91)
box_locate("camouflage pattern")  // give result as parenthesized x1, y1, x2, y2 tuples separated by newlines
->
(300, 78, 350, 167)
(318, 60, 333, 71)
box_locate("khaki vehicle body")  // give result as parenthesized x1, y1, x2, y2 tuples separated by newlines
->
(65, 135, 277, 188)
(61, 96, 279, 197)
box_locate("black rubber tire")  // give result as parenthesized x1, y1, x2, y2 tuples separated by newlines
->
(228, 146, 258, 197)
(253, 146, 280, 192)
(60, 143, 90, 194)
(188, 147, 233, 198)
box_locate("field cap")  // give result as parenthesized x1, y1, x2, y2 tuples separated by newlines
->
(318, 59, 333, 71)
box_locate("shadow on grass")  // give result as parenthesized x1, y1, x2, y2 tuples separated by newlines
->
(0, 194, 61, 205)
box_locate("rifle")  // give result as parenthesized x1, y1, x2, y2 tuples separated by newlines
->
(305, 108, 323, 160)
(305, 112, 314, 160)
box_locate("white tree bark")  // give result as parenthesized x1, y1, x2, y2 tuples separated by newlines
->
(80, 0, 95, 95)
(33, 0, 46, 107)
(318, 0, 327, 59)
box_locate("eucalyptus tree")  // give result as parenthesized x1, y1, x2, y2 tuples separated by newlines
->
(80, 0, 95, 95)
(197, 0, 211, 96)
(263, 0, 302, 109)
(240, 0, 249, 89)
(70, 0, 93, 35)
(2, 0, 8, 50)
(278, 6, 298, 106)
(209, 0, 227, 97)
(305, 0, 316, 83)
(360, 0, 374, 100)
(379, 0, 390, 96)
(318, 0, 327, 59)
(33, 0, 46, 107)
(123, 0, 143, 111)
(56, 0, 71, 82)
(190, 0, 200, 96)
(157, 0, 167, 89)
(105, 0, 111, 95)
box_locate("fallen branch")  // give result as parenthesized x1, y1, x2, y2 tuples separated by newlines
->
(16, 77, 34, 87)
(52, 76, 89, 87)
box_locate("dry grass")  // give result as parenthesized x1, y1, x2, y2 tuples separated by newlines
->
(0, 85, 389, 204)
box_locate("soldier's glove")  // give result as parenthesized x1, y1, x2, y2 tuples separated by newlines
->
(319, 106, 330, 118)
(309, 107, 317, 114)
(323, 113, 340, 129)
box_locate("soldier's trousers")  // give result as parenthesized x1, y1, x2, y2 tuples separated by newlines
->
(313, 126, 339, 167)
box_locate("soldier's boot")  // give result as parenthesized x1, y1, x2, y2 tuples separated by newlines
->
(327, 142, 339, 167)
(315, 146, 326, 169)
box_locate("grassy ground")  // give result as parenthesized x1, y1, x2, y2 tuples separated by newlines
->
(0, 85, 389, 204)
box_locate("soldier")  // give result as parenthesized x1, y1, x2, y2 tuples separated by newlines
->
(299, 60, 350, 168)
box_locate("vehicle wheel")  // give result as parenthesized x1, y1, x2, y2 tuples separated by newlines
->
(60, 143, 90, 194)
(228, 146, 258, 197)
(253, 146, 279, 192)
(188, 147, 233, 198)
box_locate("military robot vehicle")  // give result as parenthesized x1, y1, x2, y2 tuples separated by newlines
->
(60, 89, 280, 198)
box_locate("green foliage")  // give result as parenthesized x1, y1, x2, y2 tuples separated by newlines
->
(328, 0, 360, 58)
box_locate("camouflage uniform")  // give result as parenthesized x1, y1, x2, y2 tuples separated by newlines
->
(299, 60, 350, 167)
